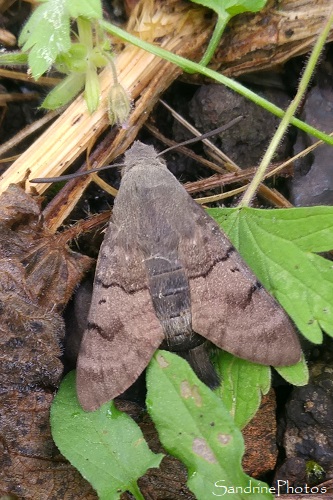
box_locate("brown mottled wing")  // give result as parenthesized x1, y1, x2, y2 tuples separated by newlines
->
(76, 222, 164, 411)
(179, 202, 302, 366)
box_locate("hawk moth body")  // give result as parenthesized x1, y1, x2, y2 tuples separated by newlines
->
(76, 141, 301, 411)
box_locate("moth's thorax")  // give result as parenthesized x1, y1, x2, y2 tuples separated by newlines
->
(120, 161, 168, 186)
(122, 141, 167, 178)
(114, 143, 198, 349)
(114, 163, 172, 221)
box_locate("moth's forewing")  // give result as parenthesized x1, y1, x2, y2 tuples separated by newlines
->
(76, 220, 164, 411)
(175, 192, 302, 366)
(123, 142, 301, 367)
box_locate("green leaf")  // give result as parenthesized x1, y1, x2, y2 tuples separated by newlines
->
(56, 43, 88, 73)
(214, 351, 271, 429)
(41, 72, 86, 109)
(0, 51, 28, 65)
(85, 63, 100, 113)
(67, 0, 102, 20)
(18, 0, 102, 79)
(51, 371, 163, 500)
(209, 206, 333, 344)
(147, 351, 274, 500)
(19, 0, 71, 79)
(188, 0, 267, 67)
(275, 354, 309, 385)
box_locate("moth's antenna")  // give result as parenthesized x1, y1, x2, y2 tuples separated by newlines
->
(30, 116, 242, 183)
(30, 163, 123, 183)
(157, 115, 243, 156)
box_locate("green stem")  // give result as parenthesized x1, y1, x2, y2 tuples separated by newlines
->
(105, 53, 119, 85)
(239, 7, 333, 207)
(198, 14, 230, 68)
(99, 19, 333, 147)
(130, 483, 145, 500)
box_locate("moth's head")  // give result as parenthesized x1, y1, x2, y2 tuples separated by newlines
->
(121, 141, 166, 177)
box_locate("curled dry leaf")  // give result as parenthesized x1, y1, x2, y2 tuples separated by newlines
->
(0, 184, 93, 309)
(0, 184, 94, 499)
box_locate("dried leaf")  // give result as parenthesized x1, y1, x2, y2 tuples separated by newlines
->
(0, 258, 64, 388)
(0, 390, 96, 500)
(22, 235, 92, 310)
(0, 184, 93, 308)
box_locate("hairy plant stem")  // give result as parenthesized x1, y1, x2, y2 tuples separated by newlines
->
(239, 6, 333, 207)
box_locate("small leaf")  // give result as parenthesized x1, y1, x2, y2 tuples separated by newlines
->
(41, 72, 85, 109)
(67, 0, 102, 20)
(56, 43, 88, 73)
(19, 0, 71, 79)
(147, 351, 273, 500)
(188, 0, 267, 67)
(85, 63, 100, 113)
(214, 351, 271, 429)
(190, 0, 267, 17)
(51, 371, 163, 500)
(91, 46, 110, 67)
(210, 206, 333, 344)
(275, 354, 309, 385)
(18, 0, 102, 79)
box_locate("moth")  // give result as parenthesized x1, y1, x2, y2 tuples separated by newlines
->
(76, 141, 301, 411)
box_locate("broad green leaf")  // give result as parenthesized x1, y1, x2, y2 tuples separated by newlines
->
(209, 207, 333, 344)
(41, 72, 85, 109)
(214, 351, 271, 429)
(51, 371, 163, 500)
(147, 351, 273, 500)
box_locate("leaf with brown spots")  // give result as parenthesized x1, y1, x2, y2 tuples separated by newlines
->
(147, 350, 273, 499)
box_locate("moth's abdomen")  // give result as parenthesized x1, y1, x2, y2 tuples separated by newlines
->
(145, 256, 195, 349)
